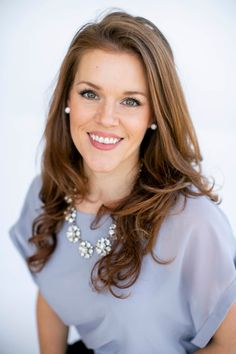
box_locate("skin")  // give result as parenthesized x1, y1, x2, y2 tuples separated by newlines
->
(195, 301, 236, 353)
(67, 49, 152, 211)
(37, 292, 68, 354)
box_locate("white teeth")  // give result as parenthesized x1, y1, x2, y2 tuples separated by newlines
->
(90, 134, 121, 144)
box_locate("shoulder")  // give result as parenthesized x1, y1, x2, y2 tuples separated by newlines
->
(9, 174, 43, 258)
(156, 191, 236, 260)
(10, 174, 43, 236)
(23, 174, 43, 213)
(169, 191, 233, 236)
(27, 174, 42, 200)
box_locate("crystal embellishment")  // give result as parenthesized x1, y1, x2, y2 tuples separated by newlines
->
(79, 241, 94, 258)
(65, 206, 76, 223)
(66, 225, 81, 243)
(64, 196, 116, 259)
(96, 237, 112, 256)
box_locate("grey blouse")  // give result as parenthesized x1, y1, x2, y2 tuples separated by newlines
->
(10, 175, 236, 354)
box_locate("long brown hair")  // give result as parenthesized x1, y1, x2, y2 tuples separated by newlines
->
(28, 10, 218, 298)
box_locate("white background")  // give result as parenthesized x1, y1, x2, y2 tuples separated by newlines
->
(1, 0, 235, 353)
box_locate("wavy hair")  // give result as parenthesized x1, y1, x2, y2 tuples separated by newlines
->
(27, 10, 218, 298)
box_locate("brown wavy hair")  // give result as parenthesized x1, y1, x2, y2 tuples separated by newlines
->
(27, 10, 218, 298)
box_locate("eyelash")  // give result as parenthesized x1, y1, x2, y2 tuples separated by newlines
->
(79, 90, 98, 100)
(123, 97, 141, 107)
(79, 89, 141, 107)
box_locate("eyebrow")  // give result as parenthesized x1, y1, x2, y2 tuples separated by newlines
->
(76, 80, 147, 97)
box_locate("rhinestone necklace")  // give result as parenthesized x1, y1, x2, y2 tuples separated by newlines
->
(64, 196, 116, 259)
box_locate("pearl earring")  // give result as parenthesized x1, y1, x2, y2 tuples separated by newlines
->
(65, 107, 71, 114)
(150, 123, 157, 130)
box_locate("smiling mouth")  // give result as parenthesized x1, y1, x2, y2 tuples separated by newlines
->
(88, 133, 123, 145)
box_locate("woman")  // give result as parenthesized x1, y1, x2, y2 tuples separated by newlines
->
(10, 10, 236, 354)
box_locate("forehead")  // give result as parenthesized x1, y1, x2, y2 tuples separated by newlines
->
(74, 49, 148, 90)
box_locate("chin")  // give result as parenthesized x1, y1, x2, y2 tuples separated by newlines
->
(91, 166, 118, 174)
(85, 159, 121, 174)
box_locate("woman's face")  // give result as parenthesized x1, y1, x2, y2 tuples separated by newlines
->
(68, 49, 152, 175)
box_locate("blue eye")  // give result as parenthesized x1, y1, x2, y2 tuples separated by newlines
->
(79, 90, 98, 100)
(123, 97, 140, 107)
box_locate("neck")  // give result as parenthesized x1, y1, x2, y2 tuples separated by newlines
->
(76, 160, 140, 213)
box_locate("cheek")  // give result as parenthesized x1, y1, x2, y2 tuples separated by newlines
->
(125, 115, 150, 140)
(69, 106, 93, 130)
(69, 112, 85, 144)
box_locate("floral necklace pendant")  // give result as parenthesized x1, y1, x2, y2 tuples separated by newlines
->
(64, 201, 116, 259)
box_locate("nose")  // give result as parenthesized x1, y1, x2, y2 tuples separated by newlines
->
(95, 99, 119, 127)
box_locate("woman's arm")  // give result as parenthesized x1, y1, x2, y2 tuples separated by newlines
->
(195, 301, 236, 354)
(36, 291, 69, 354)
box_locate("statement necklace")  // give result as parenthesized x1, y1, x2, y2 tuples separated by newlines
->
(64, 196, 117, 259)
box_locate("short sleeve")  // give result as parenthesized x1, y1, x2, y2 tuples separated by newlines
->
(182, 201, 236, 348)
(9, 175, 43, 284)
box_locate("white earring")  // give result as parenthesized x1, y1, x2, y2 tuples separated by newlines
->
(65, 107, 71, 114)
(150, 123, 157, 130)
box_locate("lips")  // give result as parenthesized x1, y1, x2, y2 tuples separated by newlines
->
(87, 131, 123, 150)
(89, 134, 121, 144)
